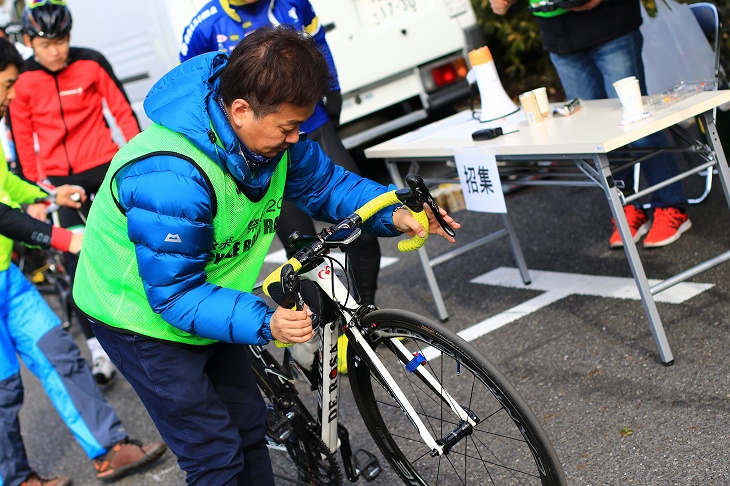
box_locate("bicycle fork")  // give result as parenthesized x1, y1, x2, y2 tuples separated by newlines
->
(347, 324, 481, 457)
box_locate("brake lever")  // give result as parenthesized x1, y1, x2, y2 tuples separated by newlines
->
(401, 174, 456, 238)
(280, 264, 305, 310)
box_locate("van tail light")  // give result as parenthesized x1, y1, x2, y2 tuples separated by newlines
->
(428, 57, 469, 90)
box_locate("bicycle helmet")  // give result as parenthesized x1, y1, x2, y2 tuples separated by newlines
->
(22, 1, 72, 39)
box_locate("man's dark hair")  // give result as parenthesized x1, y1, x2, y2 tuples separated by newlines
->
(0, 37, 23, 72)
(220, 25, 331, 118)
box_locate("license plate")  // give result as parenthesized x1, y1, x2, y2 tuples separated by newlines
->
(444, 0, 470, 16)
(358, 0, 425, 24)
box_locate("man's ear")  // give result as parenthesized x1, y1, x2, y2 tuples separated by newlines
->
(229, 98, 251, 127)
(23, 34, 31, 48)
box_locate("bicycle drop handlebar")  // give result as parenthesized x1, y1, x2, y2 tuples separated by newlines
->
(262, 174, 454, 343)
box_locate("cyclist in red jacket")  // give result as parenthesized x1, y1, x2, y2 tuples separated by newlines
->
(8, 0, 140, 385)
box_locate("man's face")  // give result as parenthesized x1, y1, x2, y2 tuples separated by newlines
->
(231, 101, 314, 158)
(27, 35, 70, 72)
(0, 63, 18, 117)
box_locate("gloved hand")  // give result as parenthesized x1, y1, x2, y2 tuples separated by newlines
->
(323, 89, 342, 127)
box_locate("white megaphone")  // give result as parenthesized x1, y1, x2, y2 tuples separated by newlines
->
(466, 46, 519, 123)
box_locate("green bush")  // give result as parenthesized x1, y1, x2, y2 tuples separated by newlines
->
(470, 0, 563, 101)
(470, 0, 730, 102)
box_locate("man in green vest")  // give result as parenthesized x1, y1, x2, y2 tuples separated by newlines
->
(0, 37, 167, 486)
(73, 25, 459, 485)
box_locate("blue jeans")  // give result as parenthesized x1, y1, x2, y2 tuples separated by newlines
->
(550, 30, 686, 208)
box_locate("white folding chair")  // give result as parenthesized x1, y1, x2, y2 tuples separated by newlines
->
(686, 2, 723, 204)
(633, 2, 723, 206)
(689, 2, 723, 85)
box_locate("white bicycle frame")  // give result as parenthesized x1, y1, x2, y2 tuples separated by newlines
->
(300, 258, 476, 456)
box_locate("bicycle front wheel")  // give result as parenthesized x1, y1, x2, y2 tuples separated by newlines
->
(347, 309, 565, 485)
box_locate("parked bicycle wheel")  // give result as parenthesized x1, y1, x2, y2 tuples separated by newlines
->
(41, 248, 74, 329)
(348, 309, 566, 485)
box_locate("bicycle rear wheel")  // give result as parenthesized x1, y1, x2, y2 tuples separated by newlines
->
(348, 309, 565, 485)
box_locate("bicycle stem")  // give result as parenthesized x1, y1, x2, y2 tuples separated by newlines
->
(264, 189, 427, 312)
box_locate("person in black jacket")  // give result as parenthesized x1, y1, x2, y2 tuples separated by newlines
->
(490, 0, 690, 249)
(0, 186, 84, 254)
(0, 194, 171, 486)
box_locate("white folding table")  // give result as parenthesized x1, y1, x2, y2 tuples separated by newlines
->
(365, 90, 730, 365)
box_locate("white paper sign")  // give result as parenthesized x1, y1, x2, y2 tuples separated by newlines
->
(454, 148, 506, 213)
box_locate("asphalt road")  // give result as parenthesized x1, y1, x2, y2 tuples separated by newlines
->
(23, 159, 730, 485)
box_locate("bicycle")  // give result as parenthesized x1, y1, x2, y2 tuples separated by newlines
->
(250, 174, 567, 485)
(12, 191, 84, 330)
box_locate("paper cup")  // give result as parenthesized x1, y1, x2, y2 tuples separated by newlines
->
(612, 77, 644, 116)
(519, 91, 543, 126)
(531, 87, 549, 118)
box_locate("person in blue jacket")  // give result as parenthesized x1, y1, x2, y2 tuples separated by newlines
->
(0, 37, 168, 486)
(180, 0, 384, 307)
(73, 26, 458, 485)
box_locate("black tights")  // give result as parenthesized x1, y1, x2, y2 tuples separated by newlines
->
(276, 121, 381, 305)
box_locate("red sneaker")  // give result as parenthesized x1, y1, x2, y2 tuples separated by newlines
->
(609, 205, 649, 248)
(643, 207, 691, 248)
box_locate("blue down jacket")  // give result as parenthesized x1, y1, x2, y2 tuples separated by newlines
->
(115, 52, 398, 344)
(179, 0, 337, 133)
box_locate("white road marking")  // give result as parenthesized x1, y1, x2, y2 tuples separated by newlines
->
(471, 267, 713, 304)
(421, 267, 713, 361)
(147, 465, 181, 482)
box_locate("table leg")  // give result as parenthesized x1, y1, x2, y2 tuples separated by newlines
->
(702, 111, 730, 208)
(384, 158, 531, 321)
(593, 154, 674, 365)
(386, 159, 449, 320)
(417, 246, 449, 321)
(500, 214, 531, 285)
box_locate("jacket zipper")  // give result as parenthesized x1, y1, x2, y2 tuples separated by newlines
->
(53, 74, 74, 176)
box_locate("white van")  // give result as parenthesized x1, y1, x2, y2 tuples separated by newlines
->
(4, 0, 482, 151)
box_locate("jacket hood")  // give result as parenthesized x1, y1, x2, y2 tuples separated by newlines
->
(143, 52, 279, 195)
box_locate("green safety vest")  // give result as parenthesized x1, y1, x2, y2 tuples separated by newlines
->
(0, 145, 47, 271)
(73, 123, 287, 345)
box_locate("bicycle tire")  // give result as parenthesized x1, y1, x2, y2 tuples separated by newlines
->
(347, 309, 566, 485)
(44, 249, 74, 329)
